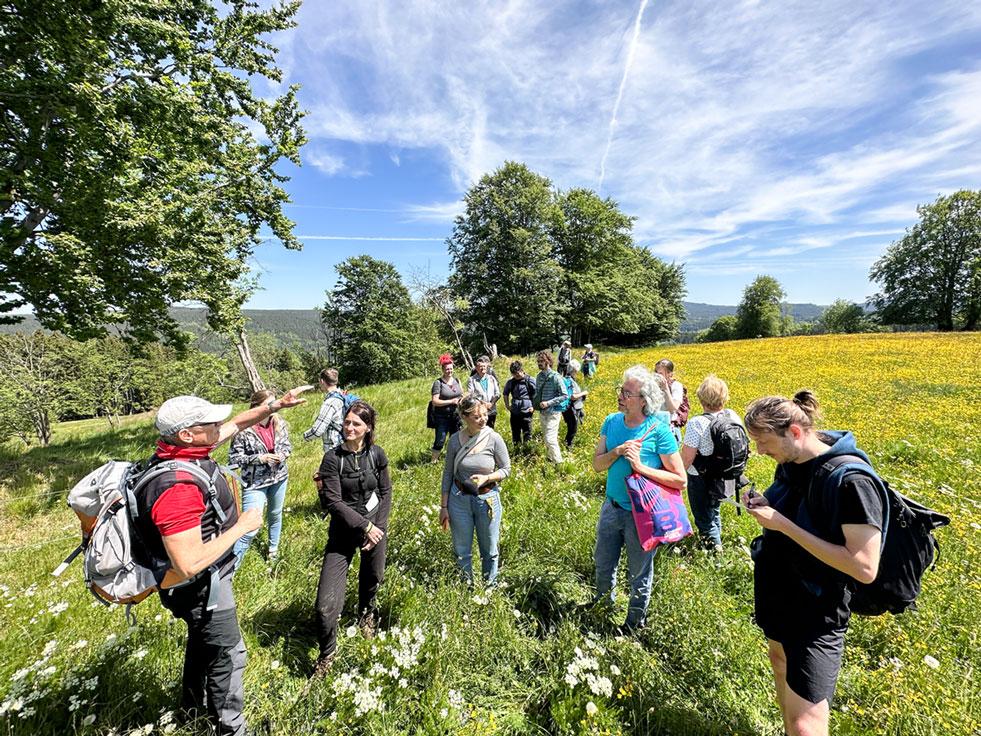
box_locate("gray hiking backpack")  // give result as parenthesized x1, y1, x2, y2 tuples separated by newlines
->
(62, 459, 221, 616)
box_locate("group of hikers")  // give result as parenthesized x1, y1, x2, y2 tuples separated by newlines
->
(71, 344, 937, 736)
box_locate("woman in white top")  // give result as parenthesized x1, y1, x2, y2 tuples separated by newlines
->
(654, 359, 685, 444)
(681, 375, 743, 550)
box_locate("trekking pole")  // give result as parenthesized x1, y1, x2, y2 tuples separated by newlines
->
(51, 543, 83, 577)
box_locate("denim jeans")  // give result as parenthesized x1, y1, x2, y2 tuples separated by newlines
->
(594, 499, 657, 630)
(432, 412, 459, 452)
(233, 478, 287, 566)
(448, 486, 502, 584)
(686, 472, 723, 548)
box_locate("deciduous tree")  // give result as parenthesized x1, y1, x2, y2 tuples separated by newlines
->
(448, 162, 564, 353)
(871, 191, 981, 331)
(323, 256, 444, 385)
(0, 0, 305, 347)
(736, 276, 786, 338)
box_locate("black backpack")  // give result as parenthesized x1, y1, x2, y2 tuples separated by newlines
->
(810, 455, 950, 616)
(693, 412, 750, 480)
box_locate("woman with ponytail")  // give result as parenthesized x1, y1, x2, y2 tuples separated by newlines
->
(742, 390, 886, 736)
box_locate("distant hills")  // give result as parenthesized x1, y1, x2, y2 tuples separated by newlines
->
(1, 302, 828, 350)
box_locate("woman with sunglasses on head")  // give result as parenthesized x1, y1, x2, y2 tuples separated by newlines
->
(310, 400, 392, 682)
(439, 394, 511, 586)
(431, 353, 463, 463)
(229, 389, 293, 567)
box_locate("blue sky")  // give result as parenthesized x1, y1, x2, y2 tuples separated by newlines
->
(246, 0, 981, 309)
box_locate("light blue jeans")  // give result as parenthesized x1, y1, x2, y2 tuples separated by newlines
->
(594, 499, 657, 630)
(448, 486, 502, 585)
(233, 478, 287, 568)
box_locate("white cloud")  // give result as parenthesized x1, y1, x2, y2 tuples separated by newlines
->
(277, 0, 981, 264)
(304, 146, 346, 176)
(401, 200, 464, 223)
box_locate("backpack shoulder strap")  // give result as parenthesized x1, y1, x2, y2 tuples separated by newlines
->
(131, 459, 225, 523)
(811, 453, 890, 551)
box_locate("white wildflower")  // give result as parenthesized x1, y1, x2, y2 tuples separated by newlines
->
(38, 666, 56, 678)
(586, 701, 598, 716)
(564, 673, 578, 687)
(82, 714, 96, 726)
(346, 625, 358, 638)
(513, 609, 521, 619)
(133, 648, 148, 660)
(923, 655, 940, 669)
(610, 664, 621, 676)
(11, 667, 31, 682)
(270, 660, 280, 670)
(42, 640, 58, 657)
(70, 640, 88, 651)
(48, 601, 68, 616)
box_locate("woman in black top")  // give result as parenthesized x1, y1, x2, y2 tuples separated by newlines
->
(742, 391, 884, 736)
(310, 400, 392, 681)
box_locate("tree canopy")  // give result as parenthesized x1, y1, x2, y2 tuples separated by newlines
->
(736, 275, 786, 338)
(819, 299, 873, 334)
(447, 162, 686, 352)
(0, 0, 305, 347)
(447, 162, 564, 354)
(323, 256, 445, 386)
(871, 190, 981, 331)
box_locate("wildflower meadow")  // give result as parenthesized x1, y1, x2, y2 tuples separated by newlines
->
(1, 333, 978, 735)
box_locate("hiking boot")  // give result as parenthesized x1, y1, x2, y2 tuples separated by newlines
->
(358, 611, 377, 640)
(267, 547, 279, 563)
(301, 652, 335, 696)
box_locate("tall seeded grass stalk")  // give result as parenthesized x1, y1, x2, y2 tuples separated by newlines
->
(0, 333, 978, 734)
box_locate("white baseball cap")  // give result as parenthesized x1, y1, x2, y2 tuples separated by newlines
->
(155, 395, 232, 436)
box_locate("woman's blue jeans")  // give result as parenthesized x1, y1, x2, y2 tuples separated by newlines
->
(233, 478, 287, 567)
(448, 486, 502, 585)
(686, 472, 723, 548)
(594, 499, 657, 630)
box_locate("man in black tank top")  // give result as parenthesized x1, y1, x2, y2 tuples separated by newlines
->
(144, 388, 309, 736)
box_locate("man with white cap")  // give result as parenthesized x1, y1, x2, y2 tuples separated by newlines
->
(134, 386, 310, 736)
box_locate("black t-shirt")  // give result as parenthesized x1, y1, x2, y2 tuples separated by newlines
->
(754, 450, 885, 640)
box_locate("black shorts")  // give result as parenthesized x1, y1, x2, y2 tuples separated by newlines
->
(773, 627, 846, 705)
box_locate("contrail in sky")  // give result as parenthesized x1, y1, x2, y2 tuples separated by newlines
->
(598, 0, 651, 192)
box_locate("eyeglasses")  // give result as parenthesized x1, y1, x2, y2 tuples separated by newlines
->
(616, 385, 640, 399)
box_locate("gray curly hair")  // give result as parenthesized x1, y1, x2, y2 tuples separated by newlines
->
(622, 364, 663, 416)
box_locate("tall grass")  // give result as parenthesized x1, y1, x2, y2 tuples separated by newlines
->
(0, 333, 978, 735)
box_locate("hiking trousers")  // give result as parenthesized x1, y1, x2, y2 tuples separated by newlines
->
(509, 410, 533, 445)
(178, 585, 246, 736)
(315, 522, 387, 657)
(540, 411, 563, 463)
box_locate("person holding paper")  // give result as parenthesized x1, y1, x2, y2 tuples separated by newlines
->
(310, 400, 393, 682)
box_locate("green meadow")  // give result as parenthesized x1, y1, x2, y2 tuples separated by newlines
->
(1, 333, 979, 735)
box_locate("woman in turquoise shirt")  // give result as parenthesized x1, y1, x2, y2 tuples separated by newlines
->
(591, 365, 687, 633)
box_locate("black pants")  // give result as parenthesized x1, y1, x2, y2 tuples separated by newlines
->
(509, 410, 533, 445)
(486, 410, 498, 429)
(562, 406, 581, 447)
(315, 523, 387, 657)
(178, 601, 246, 736)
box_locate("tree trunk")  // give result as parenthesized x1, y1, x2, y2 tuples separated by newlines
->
(235, 328, 266, 394)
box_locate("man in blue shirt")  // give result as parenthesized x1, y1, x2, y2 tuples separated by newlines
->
(592, 365, 687, 632)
